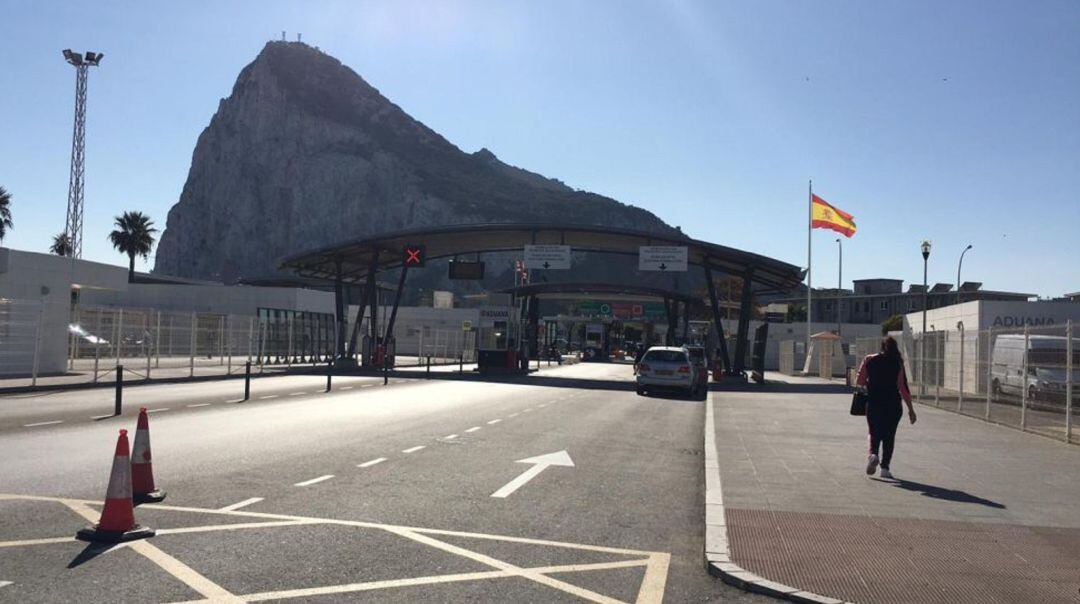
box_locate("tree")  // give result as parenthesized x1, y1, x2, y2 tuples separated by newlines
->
(108, 211, 157, 281)
(881, 314, 904, 335)
(50, 232, 72, 256)
(0, 186, 12, 244)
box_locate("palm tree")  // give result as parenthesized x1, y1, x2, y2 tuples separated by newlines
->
(108, 211, 157, 281)
(0, 186, 13, 244)
(50, 232, 73, 256)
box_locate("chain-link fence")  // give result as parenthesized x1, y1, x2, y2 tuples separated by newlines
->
(896, 322, 1076, 444)
(0, 298, 45, 382)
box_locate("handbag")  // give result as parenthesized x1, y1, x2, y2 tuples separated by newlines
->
(850, 390, 869, 416)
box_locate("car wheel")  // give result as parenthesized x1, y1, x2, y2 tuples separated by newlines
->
(636, 387, 646, 396)
(991, 379, 1000, 395)
(1028, 386, 1038, 402)
(696, 385, 708, 401)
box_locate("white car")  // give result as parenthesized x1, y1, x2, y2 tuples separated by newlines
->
(635, 346, 705, 399)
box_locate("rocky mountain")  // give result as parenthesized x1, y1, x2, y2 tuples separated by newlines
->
(154, 41, 677, 284)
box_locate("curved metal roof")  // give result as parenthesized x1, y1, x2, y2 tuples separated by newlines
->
(278, 223, 804, 290)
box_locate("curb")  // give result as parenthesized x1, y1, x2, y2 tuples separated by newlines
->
(703, 394, 854, 604)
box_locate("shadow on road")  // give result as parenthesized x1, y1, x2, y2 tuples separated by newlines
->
(67, 542, 117, 568)
(874, 478, 1007, 509)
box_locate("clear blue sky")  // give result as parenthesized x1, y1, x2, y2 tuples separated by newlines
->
(2, 1, 1077, 296)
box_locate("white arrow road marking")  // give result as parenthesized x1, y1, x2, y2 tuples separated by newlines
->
(491, 451, 574, 499)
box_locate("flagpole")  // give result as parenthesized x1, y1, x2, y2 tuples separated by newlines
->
(807, 179, 812, 358)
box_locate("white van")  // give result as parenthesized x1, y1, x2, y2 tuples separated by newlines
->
(990, 334, 1078, 402)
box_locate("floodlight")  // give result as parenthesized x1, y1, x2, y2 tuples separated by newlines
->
(63, 49, 83, 65)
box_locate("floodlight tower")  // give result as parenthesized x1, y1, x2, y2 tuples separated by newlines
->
(62, 49, 103, 259)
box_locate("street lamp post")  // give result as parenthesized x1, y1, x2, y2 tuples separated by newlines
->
(956, 244, 973, 305)
(835, 238, 842, 337)
(921, 240, 932, 397)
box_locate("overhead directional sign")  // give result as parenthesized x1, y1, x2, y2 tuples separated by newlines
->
(523, 245, 571, 270)
(490, 450, 575, 498)
(638, 246, 688, 272)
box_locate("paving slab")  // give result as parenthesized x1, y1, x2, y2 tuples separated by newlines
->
(710, 375, 1080, 604)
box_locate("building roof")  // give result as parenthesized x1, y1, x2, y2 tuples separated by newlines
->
(278, 223, 805, 291)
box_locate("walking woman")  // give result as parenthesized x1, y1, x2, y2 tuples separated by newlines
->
(856, 336, 916, 478)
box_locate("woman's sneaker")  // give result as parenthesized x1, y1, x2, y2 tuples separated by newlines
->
(865, 454, 879, 475)
(880, 468, 894, 479)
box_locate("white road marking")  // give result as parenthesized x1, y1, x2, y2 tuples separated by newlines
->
(259, 395, 278, 400)
(23, 420, 63, 427)
(487, 419, 502, 425)
(402, 446, 426, 454)
(146, 408, 170, 414)
(89, 414, 113, 420)
(217, 497, 264, 512)
(522, 408, 533, 413)
(443, 434, 458, 440)
(360, 384, 374, 388)
(342, 386, 354, 390)
(465, 426, 481, 433)
(491, 451, 575, 499)
(508, 413, 519, 418)
(226, 398, 244, 403)
(357, 457, 387, 468)
(294, 475, 334, 487)
(0, 581, 11, 588)
(187, 403, 211, 408)
(289, 392, 306, 396)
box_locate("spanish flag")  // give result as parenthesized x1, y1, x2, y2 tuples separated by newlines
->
(811, 194, 857, 238)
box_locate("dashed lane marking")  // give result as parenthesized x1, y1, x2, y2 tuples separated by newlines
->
(23, 420, 63, 427)
(341, 386, 354, 390)
(465, 427, 481, 433)
(289, 392, 306, 396)
(218, 497, 264, 512)
(146, 408, 170, 414)
(522, 408, 533, 413)
(508, 413, 519, 418)
(294, 475, 334, 487)
(360, 384, 374, 388)
(187, 403, 211, 408)
(487, 419, 501, 425)
(259, 395, 279, 400)
(357, 457, 387, 468)
(443, 434, 459, 440)
(0, 581, 11, 588)
(402, 446, 425, 454)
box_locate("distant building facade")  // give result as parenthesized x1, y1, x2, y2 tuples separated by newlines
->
(769, 278, 1036, 326)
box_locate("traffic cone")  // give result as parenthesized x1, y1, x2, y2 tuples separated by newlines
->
(76, 429, 155, 543)
(132, 407, 166, 504)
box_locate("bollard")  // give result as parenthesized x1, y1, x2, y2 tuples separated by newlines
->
(244, 361, 251, 401)
(326, 360, 333, 392)
(459, 352, 464, 374)
(114, 365, 123, 416)
(427, 355, 431, 377)
(383, 360, 388, 385)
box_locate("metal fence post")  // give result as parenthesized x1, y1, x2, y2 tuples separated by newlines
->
(1021, 326, 1029, 431)
(116, 308, 124, 366)
(287, 314, 294, 368)
(934, 332, 941, 407)
(155, 311, 161, 368)
(244, 361, 251, 401)
(219, 315, 225, 366)
(145, 311, 152, 382)
(93, 336, 100, 383)
(226, 315, 233, 374)
(1066, 320, 1073, 444)
(986, 327, 993, 420)
(247, 316, 255, 364)
(190, 312, 197, 377)
(30, 301, 44, 387)
(958, 323, 965, 412)
(115, 364, 123, 416)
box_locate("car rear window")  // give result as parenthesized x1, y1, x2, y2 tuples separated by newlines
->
(686, 348, 705, 362)
(642, 350, 687, 363)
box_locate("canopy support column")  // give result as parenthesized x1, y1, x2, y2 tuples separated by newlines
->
(383, 265, 409, 364)
(333, 257, 346, 364)
(732, 268, 755, 374)
(704, 264, 732, 374)
(681, 300, 690, 344)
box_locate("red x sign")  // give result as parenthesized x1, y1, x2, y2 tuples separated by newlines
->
(403, 245, 426, 267)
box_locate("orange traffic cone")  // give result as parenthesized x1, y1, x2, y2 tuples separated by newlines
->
(132, 407, 166, 504)
(76, 429, 155, 543)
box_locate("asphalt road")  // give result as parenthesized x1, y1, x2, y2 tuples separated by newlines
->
(0, 362, 766, 603)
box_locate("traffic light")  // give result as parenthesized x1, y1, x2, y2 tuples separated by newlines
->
(403, 244, 426, 267)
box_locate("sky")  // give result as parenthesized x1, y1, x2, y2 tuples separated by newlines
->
(1, 0, 1078, 297)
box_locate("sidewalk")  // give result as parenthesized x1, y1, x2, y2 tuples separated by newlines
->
(707, 373, 1080, 604)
